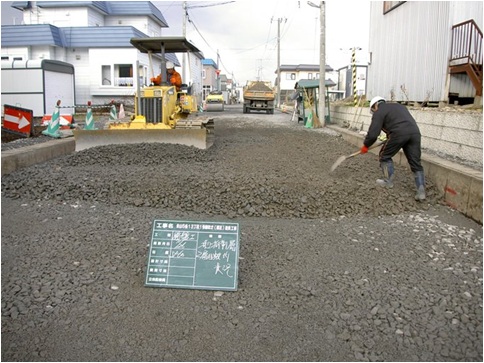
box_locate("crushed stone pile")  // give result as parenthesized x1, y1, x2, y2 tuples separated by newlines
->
(2, 116, 481, 362)
(1, 119, 440, 219)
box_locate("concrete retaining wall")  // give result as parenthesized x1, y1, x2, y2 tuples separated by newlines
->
(329, 124, 483, 224)
(330, 105, 483, 166)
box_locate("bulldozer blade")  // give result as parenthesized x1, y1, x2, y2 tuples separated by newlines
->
(205, 103, 224, 112)
(73, 128, 214, 152)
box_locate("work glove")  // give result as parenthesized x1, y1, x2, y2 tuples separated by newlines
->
(378, 134, 387, 142)
(360, 145, 369, 154)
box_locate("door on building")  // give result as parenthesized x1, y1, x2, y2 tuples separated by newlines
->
(345, 67, 352, 98)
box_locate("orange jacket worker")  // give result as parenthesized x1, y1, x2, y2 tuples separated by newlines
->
(150, 61, 182, 91)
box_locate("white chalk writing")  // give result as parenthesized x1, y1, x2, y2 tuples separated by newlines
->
(199, 239, 237, 251)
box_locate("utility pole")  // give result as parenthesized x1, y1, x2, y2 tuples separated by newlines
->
(183, 1, 235, 95)
(256, 59, 263, 81)
(274, 17, 286, 108)
(308, 1, 325, 127)
(217, 49, 221, 90)
(182, 1, 187, 83)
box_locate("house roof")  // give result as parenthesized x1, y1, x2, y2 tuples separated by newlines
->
(1, 24, 65, 47)
(278, 64, 333, 72)
(202, 59, 217, 68)
(1, 24, 180, 65)
(1, 24, 146, 47)
(11, 1, 169, 27)
(297, 78, 337, 88)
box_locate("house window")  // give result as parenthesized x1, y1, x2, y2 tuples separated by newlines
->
(116, 64, 133, 86)
(118, 64, 132, 77)
(202, 85, 211, 100)
(286, 73, 296, 80)
(203, 69, 206, 79)
(2, 56, 24, 61)
(308, 73, 313, 79)
(315, 73, 320, 79)
(138, 65, 148, 86)
(102, 65, 111, 85)
(102, 64, 134, 86)
(383, 1, 405, 13)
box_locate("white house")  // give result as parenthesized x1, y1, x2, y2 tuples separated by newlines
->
(367, 1, 483, 105)
(1, 1, 204, 108)
(276, 64, 334, 102)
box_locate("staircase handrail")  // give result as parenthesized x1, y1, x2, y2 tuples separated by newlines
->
(450, 19, 482, 67)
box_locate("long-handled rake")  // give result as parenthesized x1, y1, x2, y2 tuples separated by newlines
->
(330, 142, 382, 173)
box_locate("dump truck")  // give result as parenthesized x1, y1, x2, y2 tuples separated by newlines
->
(204, 90, 224, 112)
(73, 37, 214, 151)
(243, 81, 275, 114)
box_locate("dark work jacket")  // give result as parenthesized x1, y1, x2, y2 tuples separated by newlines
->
(363, 103, 421, 147)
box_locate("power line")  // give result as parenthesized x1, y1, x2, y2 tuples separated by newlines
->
(186, 15, 213, 53)
(183, 1, 239, 81)
(186, 1, 235, 9)
(185, 9, 237, 83)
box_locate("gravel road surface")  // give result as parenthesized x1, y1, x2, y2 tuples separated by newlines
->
(2, 106, 482, 361)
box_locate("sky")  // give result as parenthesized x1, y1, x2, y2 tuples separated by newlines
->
(1, 0, 371, 85)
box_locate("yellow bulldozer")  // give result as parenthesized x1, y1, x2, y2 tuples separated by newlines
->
(73, 37, 214, 151)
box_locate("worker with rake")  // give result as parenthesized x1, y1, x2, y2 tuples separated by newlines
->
(360, 96, 426, 201)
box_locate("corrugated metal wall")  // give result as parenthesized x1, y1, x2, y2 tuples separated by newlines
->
(368, 1, 483, 102)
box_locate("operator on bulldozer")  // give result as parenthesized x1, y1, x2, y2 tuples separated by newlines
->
(73, 37, 214, 152)
(151, 61, 182, 91)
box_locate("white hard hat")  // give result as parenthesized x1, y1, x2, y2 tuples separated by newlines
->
(166, 61, 175, 69)
(369, 96, 385, 110)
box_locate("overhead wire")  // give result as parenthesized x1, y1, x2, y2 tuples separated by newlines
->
(186, 1, 235, 9)
(183, 1, 238, 83)
(258, 1, 283, 80)
(185, 0, 303, 83)
(186, 8, 238, 84)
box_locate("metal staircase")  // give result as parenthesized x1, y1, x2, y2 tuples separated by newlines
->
(449, 19, 483, 97)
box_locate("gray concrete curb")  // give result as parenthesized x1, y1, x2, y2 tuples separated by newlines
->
(2, 138, 75, 176)
(328, 125, 483, 224)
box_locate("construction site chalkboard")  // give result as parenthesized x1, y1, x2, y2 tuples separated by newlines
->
(145, 220, 240, 291)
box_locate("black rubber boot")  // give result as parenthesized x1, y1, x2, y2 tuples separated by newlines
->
(376, 161, 395, 188)
(414, 170, 426, 201)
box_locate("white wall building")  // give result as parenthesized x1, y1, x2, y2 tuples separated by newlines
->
(277, 64, 335, 102)
(368, 1, 483, 105)
(1, 1, 204, 108)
